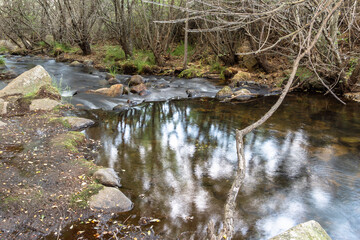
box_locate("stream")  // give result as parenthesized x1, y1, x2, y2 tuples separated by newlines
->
(1, 55, 360, 239)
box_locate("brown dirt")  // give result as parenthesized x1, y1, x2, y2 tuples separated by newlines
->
(0, 109, 100, 239)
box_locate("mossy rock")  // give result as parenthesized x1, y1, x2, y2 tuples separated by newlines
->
(70, 183, 104, 209)
(216, 86, 233, 99)
(178, 68, 202, 78)
(50, 131, 86, 152)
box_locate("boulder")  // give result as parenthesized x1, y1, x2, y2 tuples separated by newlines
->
(30, 98, 61, 111)
(128, 75, 144, 87)
(229, 71, 252, 87)
(61, 116, 95, 130)
(344, 92, 360, 103)
(0, 120, 6, 128)
(0, 65, 52, 98)
(0, 98, 8, 115)
(94, 168, 121, 187)
(88, 84, 123, 97)
(89, 187, 133, 212)
(216, 86, 233, 99)
(69, 61, 82, 67)
(0, 40, 18, 52)
(233, 88, 251, 96)
(186, 89, 200, 98)
(35, 85, 61, 100)
(0, 70, 17, 80)
(270, 220, 332, 240)
(130, 83, 147, 94)
(113, 103, 130, 111)
(83, 59, 93, 66)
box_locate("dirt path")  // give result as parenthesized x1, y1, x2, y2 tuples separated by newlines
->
(0, 109, 100, 239)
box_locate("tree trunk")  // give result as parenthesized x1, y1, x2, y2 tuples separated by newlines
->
(78, 41, 91, 55)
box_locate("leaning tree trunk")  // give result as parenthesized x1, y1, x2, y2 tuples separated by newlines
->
(78, 41, 92, 55)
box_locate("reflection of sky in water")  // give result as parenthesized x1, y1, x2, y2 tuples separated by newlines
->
(86, 98, 360, 239)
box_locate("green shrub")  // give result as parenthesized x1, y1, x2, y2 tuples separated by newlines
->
(171, 42, 194, 57)
(179, 67, 202, 78)
(0, 57, 5, 66)
(104, 45, 125, 64)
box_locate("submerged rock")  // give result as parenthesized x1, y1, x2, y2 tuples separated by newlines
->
(94, 168, 121, 187)
(0, 65, 52, 98)
(61, 116, 95, 130)
(216, 86, 233, 99)
(270, 220, 331, 240)
(233, 88, 251, 96)
(30, 98, 61, 111)
(89, 187, 133, 212)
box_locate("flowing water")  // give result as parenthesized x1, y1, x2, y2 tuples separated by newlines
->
(1, 55, 360, 239)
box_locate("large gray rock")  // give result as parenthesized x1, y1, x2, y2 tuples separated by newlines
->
(94, 168, 121, 187)
(30, 98, 61, 111)
(0, 40, 18, 52)
(0, 98, 8, 115)
(0, 65, 52, 98)
(69, 61, 83, 67)
(0, 120, 6, 128)
(89, 187, 133, 212)
(61, 116, 95, 130)
(270, 220, 332, 240)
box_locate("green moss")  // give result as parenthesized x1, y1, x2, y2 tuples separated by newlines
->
(0, 57, 5, 66)
(70, 183, 103, 209)
(178, 67, 203, 78)
(52, 131, 85, 153)
(49, 117, 71, 128)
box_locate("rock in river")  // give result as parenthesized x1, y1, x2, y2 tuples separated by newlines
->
(87, 84, 123, 97)
(94, 168, 121, 187)
(128, 75, 144, 87)
(89, 187, 133, 212)
(0, 65, 52, 98)
(61, 116, 95, 130)
(216, 86, 233, 99)
(270, 220, 332, 240)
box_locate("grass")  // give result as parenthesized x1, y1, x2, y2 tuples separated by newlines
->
(179, 66, 203, 78)
(104, 45, 126, 65)
(0, 46, 8, 53)
(171, 42, 194, 57)
(0, 56, 5, 66)
(70, 183, 103, 209)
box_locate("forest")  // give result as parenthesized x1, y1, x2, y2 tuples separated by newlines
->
(0, 0, 359, 95)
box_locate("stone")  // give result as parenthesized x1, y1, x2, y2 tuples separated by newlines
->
(270, 220, 332, 240)
(69, 61, 82, 67)
(89, 187, 133, 212)
(344, 92, 360, 103)
(0, 98, 8, 115)
(30, 98, 61, 111)
(88, 84, 123, 97)
(233, 88, 251, 96)
(0, 65, 52, 98)
(216, 86, 233, 99)
(83, 59, 93, 66)
(61, 116, 95, 130)
(94, 168, 122, 187)
(105, 73, 114, 80)
(113, 103, 130, 111)
(108, 77, 119, 85)
(128, 75, 144, 87)
(130, 83, 147, 94)
(0, 40, 18, 52)
(0, 70, 17, 80)
(186, 89, 200, 98)
(0, 120, 6, 128)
